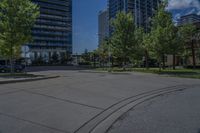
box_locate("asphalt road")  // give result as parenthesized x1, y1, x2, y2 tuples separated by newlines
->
(108, 86, 200, 133)
(0, 69, 199, 133)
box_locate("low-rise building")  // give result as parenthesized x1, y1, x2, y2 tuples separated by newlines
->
(177, 14, 200, 26)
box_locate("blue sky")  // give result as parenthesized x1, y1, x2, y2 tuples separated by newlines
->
(73, 0, 107, 54)
(73, 0, 200, 54)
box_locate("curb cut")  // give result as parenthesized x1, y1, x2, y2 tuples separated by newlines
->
(0, 76, 60, 85)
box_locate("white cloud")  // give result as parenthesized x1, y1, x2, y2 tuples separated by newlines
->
(167, 0, 200, 10)
(174, 13, 181, 19)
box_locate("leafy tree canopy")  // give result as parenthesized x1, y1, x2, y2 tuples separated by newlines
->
(0, 0, 39, 58)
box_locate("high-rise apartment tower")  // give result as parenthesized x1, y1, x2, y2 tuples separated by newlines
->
(108, 0, 160, 33)
(98, 9, 109, 46)
(23, 0, 72, 63)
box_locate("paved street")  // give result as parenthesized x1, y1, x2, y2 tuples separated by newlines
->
(108, 86, 200, 133)
(0, 69, 199, 133)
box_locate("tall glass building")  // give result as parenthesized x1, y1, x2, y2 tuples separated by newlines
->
(23, 0, 72, 63)
(98, 9, 109, 46)
(108, 0, 160, 33)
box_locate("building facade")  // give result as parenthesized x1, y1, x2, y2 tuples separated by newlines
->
(178, 14, 200, 26)
(98, 10, 109, 46)
(22, 0, 72, 63)
(108, 0, 160, 33)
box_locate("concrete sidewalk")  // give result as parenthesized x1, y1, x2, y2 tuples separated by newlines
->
(0, 70, 199, 133)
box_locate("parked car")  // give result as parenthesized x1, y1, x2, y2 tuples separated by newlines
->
(0, 64, 25, 73)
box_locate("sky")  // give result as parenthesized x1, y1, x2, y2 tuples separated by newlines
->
(73, 0, 107, 54)
(73, 0, 200, 54)
(168, 0, 200, 21)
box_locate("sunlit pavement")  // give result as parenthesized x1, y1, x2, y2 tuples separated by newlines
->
(0, 69, 199, 133)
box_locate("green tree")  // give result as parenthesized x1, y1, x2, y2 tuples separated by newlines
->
(167, 23, 197, 70)
(150, 2, 173, 70)
(129, 27, 144, 67)
(142, 32, 153, 69)
(97, 39, 109, 67)
(110, 12, 136, 69)
(168, 26, 184, 70)
(60, 51, 72, 64)
(0, 0, 39, 73)
(91, 50, 98, 68)
(179, 24, 196, 68)
(82, 49, 91, 63)
(197, 49, 200, 65)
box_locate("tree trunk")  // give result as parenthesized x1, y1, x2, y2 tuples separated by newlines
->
(145, 50, 149, 70)
(111, 56, 114, 67)
(191, 40, 196, 69)
(10, 43, 14, 75)
(173, 54, 176, 70)
(162, 54, 165, 70)
(159, 61, 162, 72)
(123, 62, 125, 71)
(123, 56, 126, 71)
(93, 56, 96, 68)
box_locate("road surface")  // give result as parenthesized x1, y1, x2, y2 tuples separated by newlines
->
(0, 69, 199, 133)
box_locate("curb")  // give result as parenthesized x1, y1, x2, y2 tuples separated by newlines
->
(0, 75, 60, 85)
(79, 70, 132, 75)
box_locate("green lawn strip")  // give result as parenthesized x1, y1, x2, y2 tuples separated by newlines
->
(133, 68, 200, 79)
(96, 67, 200, 79)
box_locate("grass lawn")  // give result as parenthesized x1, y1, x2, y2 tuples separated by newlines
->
(96, 67, 200, 79)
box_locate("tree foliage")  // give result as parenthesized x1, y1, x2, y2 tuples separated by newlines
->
(151, 4, 172, 59)
(0, 0, 39, 59)
(97, 38, 110, 66)
(96, 1, 199, 70)
(179, 24, 197, 68)
(110, 12, 136, 65)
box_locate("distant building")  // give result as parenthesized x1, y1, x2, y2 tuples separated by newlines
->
(178, 14, 200, 26)
(22, 0, 72, 63)
(98, 9, 109, 46)
(108, 0, 160, 33)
